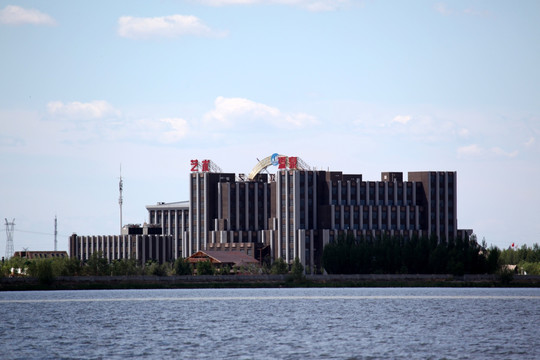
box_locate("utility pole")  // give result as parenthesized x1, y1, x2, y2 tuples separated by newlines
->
(119, 165, 123, 235)
(4, 218, 15, 259)
(54, 216, 58, 251)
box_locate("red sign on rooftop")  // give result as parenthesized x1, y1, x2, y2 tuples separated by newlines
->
(277, 156, 298, 170)
(191, 159, 211, 172)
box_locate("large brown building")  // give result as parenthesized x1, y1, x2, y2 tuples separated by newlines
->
(146, 155, 472, 272)
(69, 156, 472, 269)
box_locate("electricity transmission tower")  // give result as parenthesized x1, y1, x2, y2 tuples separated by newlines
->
(119, 165, 123, 235)
(54, 216, 58, 251)
(4, 218, 15, 259)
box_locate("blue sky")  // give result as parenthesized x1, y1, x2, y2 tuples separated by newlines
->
(1, 0, 539, 255)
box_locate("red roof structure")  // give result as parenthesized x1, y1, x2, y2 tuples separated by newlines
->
(187, 250, 258, 267)
(13, 251, 68, 259)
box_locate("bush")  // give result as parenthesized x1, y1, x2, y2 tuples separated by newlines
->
(519, 261, 540, 275)
(59, 257, 82, 276)
(111, 259, 141, 276)
(270, 257, 288, 275)
(85, 252, 110, 276)
(28, 259, 55, 285)
(196, 260, 214, 275)
(289, 257, 305, 282)
(498, 267, 514, 285)
(174, 257, 193, 275)
(218, 265, 231, 275)
(145, 261, 168, 276)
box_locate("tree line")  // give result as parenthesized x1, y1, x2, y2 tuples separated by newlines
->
(2, 239, 539, 281)
(499, 243, 540, 275)
(322, 233, 501, 275)
(0, 251, 305, 284)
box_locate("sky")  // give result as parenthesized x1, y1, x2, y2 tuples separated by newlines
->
(1, 0, 539, 256)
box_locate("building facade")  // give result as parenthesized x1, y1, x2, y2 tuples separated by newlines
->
(178, 160, 472, 273)
(69, 224, 174, 265)
(146, 201, 189, 259)
(67, 154, 472, 272)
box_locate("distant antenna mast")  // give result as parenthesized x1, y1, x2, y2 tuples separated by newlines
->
(4, 218, 15, 259)
(119, 164, 123, 235)
(54, 215, 58, 251)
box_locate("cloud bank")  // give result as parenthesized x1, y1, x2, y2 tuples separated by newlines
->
(0, 5, 56, 26)
(204, 96, 317, 129)
(196, 0, 350, 11)
(118, 14, 225, 39)
(47, 101, 120, 119)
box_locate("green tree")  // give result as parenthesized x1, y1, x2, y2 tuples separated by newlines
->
(322, 233, 358, 274)
(520, 261, 540, 275)
(486, 246, 500, 274)
(270, 257, 288, 275)
(58, 257, 82, 276)
(289, 257, 305, 282)
(145, 260, 169, 276)
(217, 265, 231, 275)
(174, 257, 193, 275)
(111, 259, 141, 276)
(196, 260, 214, 275)
(85, 252, 110, 276)
(27, 258, 55, 284)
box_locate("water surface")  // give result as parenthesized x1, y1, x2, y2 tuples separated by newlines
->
(1, 287, 538, 359)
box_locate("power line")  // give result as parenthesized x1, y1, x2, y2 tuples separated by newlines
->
(12, 229, 71, 237)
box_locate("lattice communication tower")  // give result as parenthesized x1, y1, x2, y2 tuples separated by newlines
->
(4, 218, 15, 259)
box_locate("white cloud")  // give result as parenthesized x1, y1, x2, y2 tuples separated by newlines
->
(196, 0, 350, 11)
(47, 100, 120, 119)
(491, 147, 518, 158)
(204, 96, 317, 129)
(462, 7, 490, 17)
(434, 3, 452, 15)
(434, 2, 489, 17)
(160, 118, 189, 143)
(43, 101, 191, 144)
(458, 128, 470, 138)
(458, 144, 519, 159)
(391, 115, 411, 125)
(524, 137, 535, 147)
(0, 5, 56, 26)
(457, 144, 484, 158)
(118, 14, 225, 39)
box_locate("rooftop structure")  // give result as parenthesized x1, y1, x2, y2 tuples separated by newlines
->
(13, 251, 68, 259)
(187, 250, 259, 267)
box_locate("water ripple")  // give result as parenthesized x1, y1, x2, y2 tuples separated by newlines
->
(1, 288, 539, 360)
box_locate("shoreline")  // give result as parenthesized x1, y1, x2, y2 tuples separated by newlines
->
(2, 274, 539, 291)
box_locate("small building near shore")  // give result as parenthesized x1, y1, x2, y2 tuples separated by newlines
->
(187, 250, 259, 268)
(13, 251, 68, 259)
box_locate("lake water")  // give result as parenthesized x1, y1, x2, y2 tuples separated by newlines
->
(1, 287, 539, 359)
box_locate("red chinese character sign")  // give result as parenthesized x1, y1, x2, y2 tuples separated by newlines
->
(288, 156, 298, 170)
(247, 154, 309, 180)
(201, 160, 210, 172)
(190, 159, 215, 172)
(278, 156, 287, 169)
(277, 155, 298, 170)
